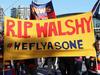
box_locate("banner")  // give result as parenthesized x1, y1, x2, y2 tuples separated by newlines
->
(4, 12, 96, 60)
(30, 1, 56, 20)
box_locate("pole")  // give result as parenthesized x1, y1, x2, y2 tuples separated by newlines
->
(92, 0, 100, 15)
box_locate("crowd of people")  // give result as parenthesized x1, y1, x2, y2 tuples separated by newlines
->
(0, 29, 100, 75)
(1, 35, 100, 75)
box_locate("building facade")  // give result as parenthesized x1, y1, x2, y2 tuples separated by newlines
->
(11, 6, 30, 19)
(93, 17, 100, 36)
(0, 7, 4, 32)
(0, 7, 3, 20)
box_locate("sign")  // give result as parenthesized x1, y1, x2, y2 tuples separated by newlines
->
(30, 1, 56, 20)
(4, 12, 96, 60)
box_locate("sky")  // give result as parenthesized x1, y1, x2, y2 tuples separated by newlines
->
(0, 0, 97, 16)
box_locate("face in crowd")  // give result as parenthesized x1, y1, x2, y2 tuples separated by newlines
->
(95, 40, 100, 52)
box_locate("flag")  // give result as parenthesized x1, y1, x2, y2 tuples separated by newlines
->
(92, 0, 100, 17)
(30, 1, 48, 20)
(30, 0, 56, 20)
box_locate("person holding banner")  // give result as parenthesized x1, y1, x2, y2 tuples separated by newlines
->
(74, 57, 83, 75)
(86, 36, 100, 75)
(58, 57, 83, 75)
(58, 57, 75, 75)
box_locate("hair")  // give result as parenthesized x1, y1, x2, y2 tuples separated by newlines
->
(93, 35, 100, 51)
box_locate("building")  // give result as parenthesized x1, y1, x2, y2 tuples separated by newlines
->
(0, 6, 3, 72)
(11, 8, 17, 18)
(0, 7, 3, 20)
(0, 6, 4, 32)
(92, 0, 100, 37)
(93, 15, 100, 36)
(11, 6, 30, 19)
(92, 1, 100, 37)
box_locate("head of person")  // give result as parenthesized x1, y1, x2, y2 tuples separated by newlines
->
(94, 36, 100, 52)
(46, 6, 52, 13)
